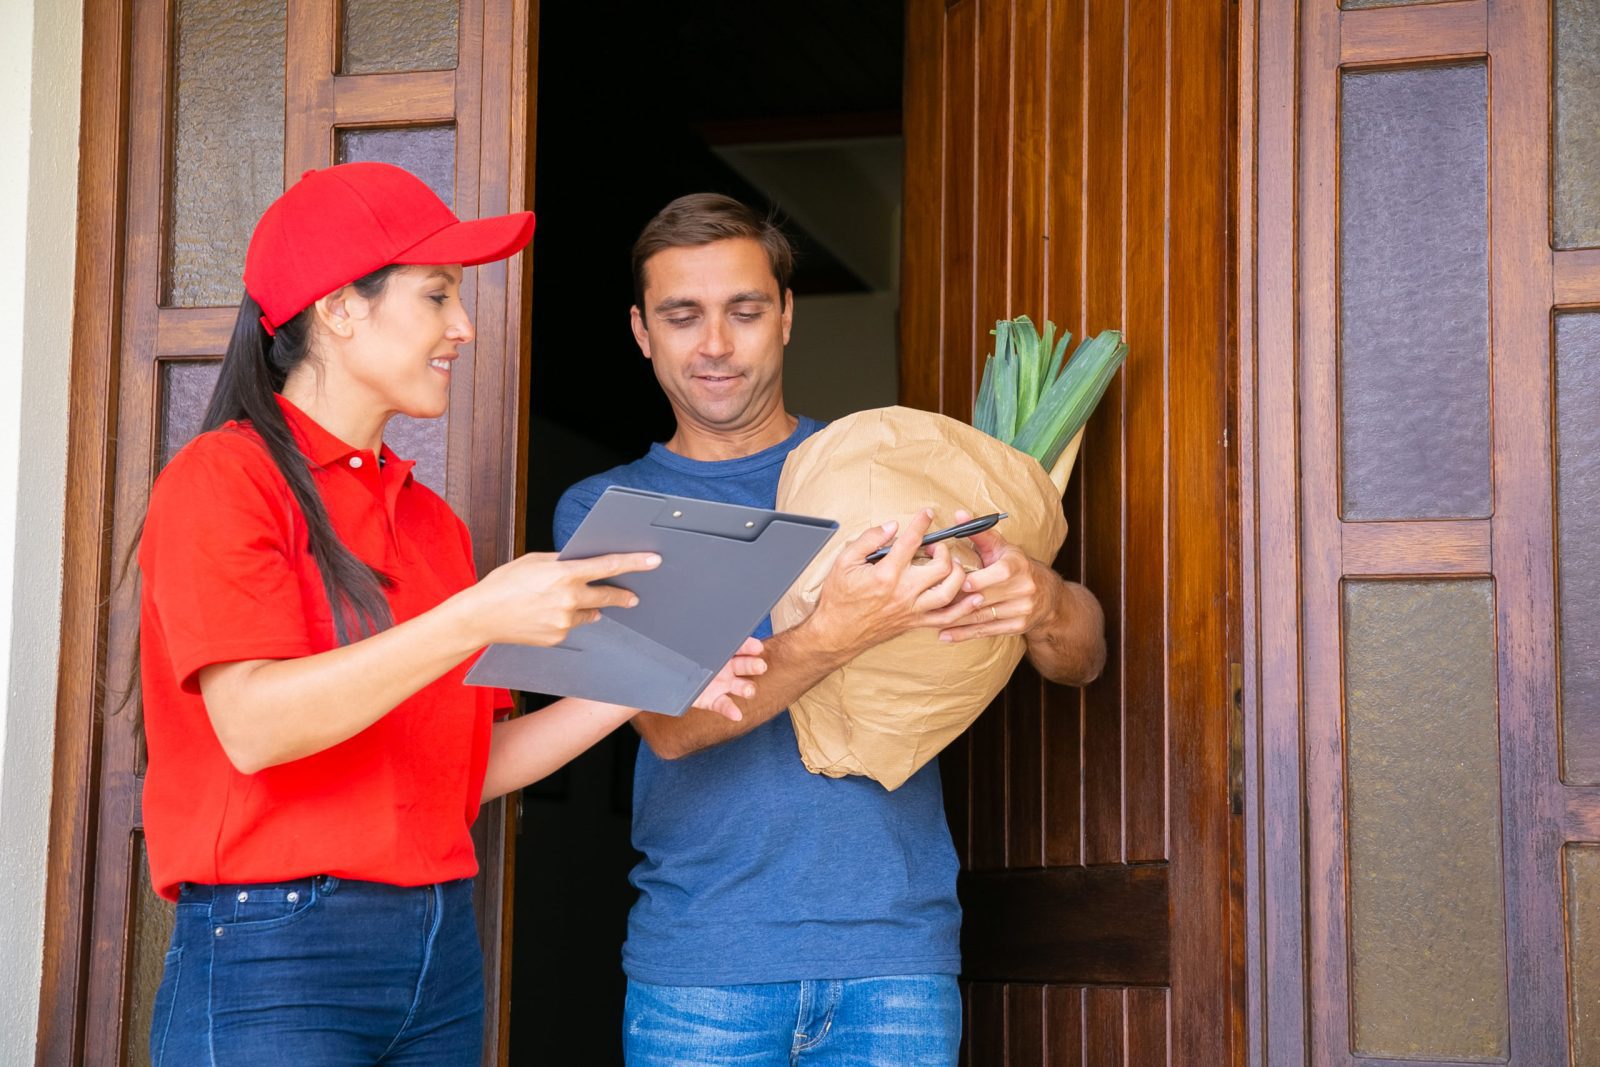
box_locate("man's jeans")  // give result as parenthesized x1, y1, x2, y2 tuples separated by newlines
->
(623, 974, 962, 1066)
(150, 876, 483, 1066)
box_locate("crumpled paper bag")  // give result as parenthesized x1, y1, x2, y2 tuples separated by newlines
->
(772, 406, 1069, 790)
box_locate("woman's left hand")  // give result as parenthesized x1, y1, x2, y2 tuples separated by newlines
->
(938, 510, 1057, 643)
(692, 637, 767, 721)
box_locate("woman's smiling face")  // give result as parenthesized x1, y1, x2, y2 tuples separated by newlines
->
(335, 264, 474, 421)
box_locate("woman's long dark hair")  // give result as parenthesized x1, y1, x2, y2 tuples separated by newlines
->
(205, 267, 400, 643)
(114, 268, 405, 719)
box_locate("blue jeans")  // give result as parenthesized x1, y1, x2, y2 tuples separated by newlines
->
(149, 876, 483, 1066)
(623, 974, 962, 1066)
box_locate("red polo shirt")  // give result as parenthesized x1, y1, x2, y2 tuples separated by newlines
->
(138, 395, 511, 901)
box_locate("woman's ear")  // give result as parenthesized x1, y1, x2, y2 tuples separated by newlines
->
(313, 285, 369, 338)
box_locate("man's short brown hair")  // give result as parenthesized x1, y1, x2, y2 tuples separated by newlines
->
(632, 194, 795, 312)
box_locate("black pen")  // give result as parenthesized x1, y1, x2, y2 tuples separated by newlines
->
(865, 512, 1008, 563)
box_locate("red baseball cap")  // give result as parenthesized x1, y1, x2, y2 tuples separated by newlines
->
(244, 162, 535, 334)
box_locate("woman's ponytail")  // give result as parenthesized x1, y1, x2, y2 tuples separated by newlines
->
(205, 274, 399, 644)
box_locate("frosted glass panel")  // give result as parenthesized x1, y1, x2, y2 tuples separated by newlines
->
(337, 126, 456, 209)
(1556, 0, 1600, 248)
(340, 0, 458, 75)
(165, 0, 286, 307)
(161, 361, 221, 470)
(385, 415, 447, 495)
(1344, 579, 1508, 1059)
(1559, 313, 1600, 781)
(1339, 63, 1491, 520)
(1568, 846, 1600, 1065)
(126, 835, 175, 1067)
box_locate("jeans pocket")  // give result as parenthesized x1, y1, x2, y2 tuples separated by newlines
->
(148, 946, 182, 1065)
(214, 877, 322, 932)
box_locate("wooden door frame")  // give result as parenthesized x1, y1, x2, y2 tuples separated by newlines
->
(899, 1, 1241, 1061)
(36, 1, 536, 1062)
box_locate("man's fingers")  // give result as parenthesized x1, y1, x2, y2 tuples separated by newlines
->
(884, 509, 937, 567)
(730, 656, 767, 677)
(735, 637, 764, 656)
(840, 519, 901, 564)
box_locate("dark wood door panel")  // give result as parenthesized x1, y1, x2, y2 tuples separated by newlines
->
(902, 1, 1234, 1064)
(960, 865, 1169, 986)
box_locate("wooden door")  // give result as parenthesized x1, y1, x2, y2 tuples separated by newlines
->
(1244, 0, 1599, 1063)
(901, 1, 1236, 1063)
(38, 1, 533, 1062)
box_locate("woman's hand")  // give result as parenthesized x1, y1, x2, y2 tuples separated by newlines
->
(459, 551, 663, 648)
(937, 509, 1054, 642)
(690, 637, 767, 722)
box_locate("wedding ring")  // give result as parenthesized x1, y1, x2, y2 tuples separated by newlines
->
(989, 606, 998, 622)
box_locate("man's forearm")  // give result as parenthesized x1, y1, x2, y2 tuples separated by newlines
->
(632, 616, 854, 760)
(1024, 574, 1107, 686)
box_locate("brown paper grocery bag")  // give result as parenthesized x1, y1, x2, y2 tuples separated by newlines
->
(773, 407, 1068, 790)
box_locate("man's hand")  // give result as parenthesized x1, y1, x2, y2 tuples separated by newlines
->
(937, 509, 1107, 686)
(808, 509, 977, 658)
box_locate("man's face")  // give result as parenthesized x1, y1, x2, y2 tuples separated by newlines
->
(631, 237, 792, 434)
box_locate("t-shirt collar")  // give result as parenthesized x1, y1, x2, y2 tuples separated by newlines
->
(273, 393, 415, 483)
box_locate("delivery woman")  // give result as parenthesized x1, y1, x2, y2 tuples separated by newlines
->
(139, 162, 761, 1065)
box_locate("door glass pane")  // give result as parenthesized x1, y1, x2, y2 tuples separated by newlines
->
(1343, 579, 1508, 1059)
(1339, 63, 1491, 520)
(125, 834, 176, 1067)
(165, 0, 286, 307)
(337, 126, 456, 209)
(160, 359, 446, 494)
(340, 0, 459, 75)
(1555, 0, 1600, 249)
(385, 415, 448, 495)
(161, 360, 222, 471)
(1559, 312, 1600, 781)
(1568, 845, 1600, 1064)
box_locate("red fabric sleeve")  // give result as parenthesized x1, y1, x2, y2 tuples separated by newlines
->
(140, 434, 319, 693)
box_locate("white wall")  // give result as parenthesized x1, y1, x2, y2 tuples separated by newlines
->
(0, 0, 83, 1058)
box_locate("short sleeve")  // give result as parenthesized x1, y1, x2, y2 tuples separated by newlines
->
(139, 436, 319, 692)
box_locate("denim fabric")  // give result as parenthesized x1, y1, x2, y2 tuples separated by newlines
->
(149, 876, 482, 1066)
(622, 974, 962, 1066)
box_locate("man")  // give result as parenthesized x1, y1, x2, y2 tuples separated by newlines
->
(555, 194, 1106, 1066)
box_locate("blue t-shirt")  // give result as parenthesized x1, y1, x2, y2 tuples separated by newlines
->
(553, 417, 962, 986)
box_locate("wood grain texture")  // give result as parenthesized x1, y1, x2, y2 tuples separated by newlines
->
(1555, 249, 1600, 309)
(1340, 0, 1487, 66)
(153, 307, 235, 358)
(1339, 520, 1491, 576)
(1245, 0, 1309, 1060)
(1485, 0, 1568, 1060)
(902, 0, 1235, 1062)
(1078, 0, 1127, 870)
(332, 69, 456, 124)
(959, 865, 1170, 985)
(35, 0, 129, 1060)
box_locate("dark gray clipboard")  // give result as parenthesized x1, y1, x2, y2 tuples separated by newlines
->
(465, 487, 838, 716)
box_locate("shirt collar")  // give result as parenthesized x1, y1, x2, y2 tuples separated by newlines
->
(273, 394, 416, 484)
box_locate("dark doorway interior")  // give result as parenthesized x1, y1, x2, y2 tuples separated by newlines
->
(508, 4, 906, 1063)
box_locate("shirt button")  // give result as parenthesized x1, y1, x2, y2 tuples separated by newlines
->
(349, 456, 363, 469)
